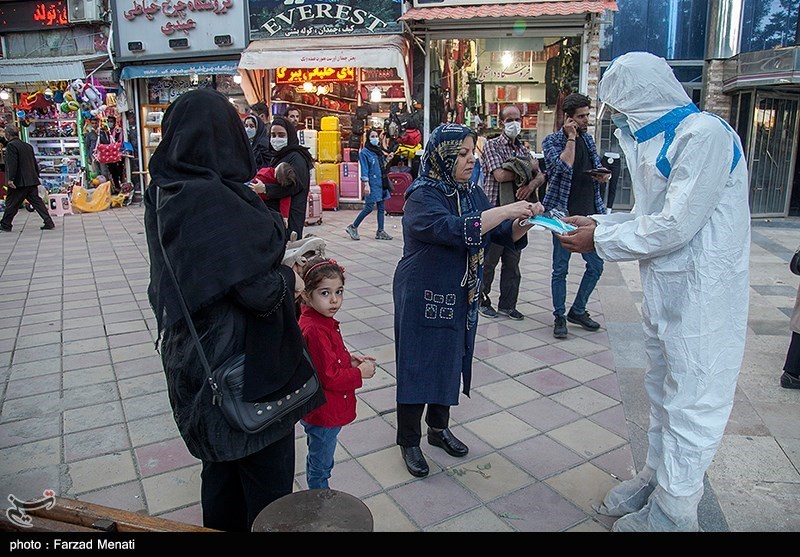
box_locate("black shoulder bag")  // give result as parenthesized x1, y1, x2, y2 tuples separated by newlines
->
(155, 188, 320, 434)
(791, 245, 800, 276)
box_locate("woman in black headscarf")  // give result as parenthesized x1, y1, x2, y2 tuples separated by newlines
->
(243, 114, 271, 168)
(264, 116, 314, 238)
(144, 89, 323, 532)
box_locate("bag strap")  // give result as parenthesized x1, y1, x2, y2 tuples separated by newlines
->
(154, 187, 223, 406)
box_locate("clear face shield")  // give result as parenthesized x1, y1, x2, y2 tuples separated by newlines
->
(598, 101, 631, 137)
(597, 102, 618, 122)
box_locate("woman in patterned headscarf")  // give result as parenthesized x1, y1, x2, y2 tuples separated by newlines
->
(392, 123, 543, 478)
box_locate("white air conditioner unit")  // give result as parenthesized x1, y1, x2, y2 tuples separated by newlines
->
(412, 0, 522, 7)
(68, 0, 101, 23)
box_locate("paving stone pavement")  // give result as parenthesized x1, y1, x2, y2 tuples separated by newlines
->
(0, 205, 797, 532)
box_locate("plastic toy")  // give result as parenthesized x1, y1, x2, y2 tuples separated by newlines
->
(69, 79, 106, 116)
(72, 181, 111, 213)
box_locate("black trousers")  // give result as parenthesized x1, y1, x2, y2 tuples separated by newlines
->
(784, 331, 800, 376)
(0, 185, 54, 231)
(287, 186, 309, 240)
(106, 161, 125, 191)
(480, 242, 522, 311)
(396, 403, 450, 447)
(200, 431, 295, 532)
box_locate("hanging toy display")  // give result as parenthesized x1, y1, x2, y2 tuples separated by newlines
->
(60, 90, 80, 114)
(13, 91, 50, 126)
(69, 78, 106, 116)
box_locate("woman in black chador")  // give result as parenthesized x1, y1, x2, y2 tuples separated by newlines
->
(264, 115, 314, 238)
(143, 89, 323, 532)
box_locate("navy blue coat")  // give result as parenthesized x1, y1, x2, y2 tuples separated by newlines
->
(393, 185, 526, 406)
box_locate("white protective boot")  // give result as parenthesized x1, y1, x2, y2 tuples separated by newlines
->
(611, 485, 703, 532)
(595, 465, 657, 517)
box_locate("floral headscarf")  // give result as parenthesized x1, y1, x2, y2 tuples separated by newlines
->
(406, 123, 483, 330)
(410, 123, 478, 197)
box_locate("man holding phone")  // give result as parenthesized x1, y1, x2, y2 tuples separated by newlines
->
(542, 93, 609, 339)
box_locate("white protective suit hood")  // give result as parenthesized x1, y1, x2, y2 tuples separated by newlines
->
(598, 52, 691, 134)
(592, 51, 751, 507)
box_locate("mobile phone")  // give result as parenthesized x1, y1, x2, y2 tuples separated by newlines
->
(583, 168, 612, 176)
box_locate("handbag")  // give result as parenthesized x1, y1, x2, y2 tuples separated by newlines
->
(94, 141, 122, 164)
(155, 189, 320, 434)
(791, 245, 800, 276)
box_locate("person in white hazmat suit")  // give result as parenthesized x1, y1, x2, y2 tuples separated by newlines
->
(558, 51, 750, 532)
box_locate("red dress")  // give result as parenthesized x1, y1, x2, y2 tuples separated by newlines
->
(299, 305, 363, 427)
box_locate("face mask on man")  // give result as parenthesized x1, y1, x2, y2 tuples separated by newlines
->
(245, 127, 256, 139)
(369, 137, 380, 147)
(611, 113, 633, 138)
(271, 137, 288, 151)
(504, 121, 521, 139)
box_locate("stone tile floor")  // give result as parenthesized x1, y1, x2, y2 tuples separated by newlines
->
(0, 205, 798, 532)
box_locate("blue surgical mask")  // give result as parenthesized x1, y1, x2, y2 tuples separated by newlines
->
(369, 137, 380, 146)
(245, 127, 256, 139)
(611, 113, 632, 137)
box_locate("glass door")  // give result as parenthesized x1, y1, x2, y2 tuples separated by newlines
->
(748, 93, 799, 217)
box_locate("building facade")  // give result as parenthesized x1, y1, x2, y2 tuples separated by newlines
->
(597, 0, 799, 217)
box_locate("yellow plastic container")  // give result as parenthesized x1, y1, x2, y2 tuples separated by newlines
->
(317, 162, 340, 186)
(320, 116, 340, 131)
(317, 131, 341, 163)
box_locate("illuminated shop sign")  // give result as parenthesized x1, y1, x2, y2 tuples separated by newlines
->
(275, 67, 355, 84)
(249, 0, 402, 40)
(0, 1, 69, 32)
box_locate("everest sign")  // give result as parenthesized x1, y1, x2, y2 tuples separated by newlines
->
(249, 0, 403, 39)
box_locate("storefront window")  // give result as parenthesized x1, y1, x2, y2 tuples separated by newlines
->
(216, 74, 249, 114)
(138, 74, 246, 178)
(146, 75, 214, 105)
(3, 27, 104, 58)
(429, 37, 581, 152)
(599, 0, 708, 61)
(740, 0, 800, 53)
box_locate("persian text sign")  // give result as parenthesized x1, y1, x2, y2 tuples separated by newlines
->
(275, 67, 355, 84)
(121, 0, 234, 35)
(249, 0, 402, 40)
(0, 1, 69, 32)
(112, 0, 249, 62)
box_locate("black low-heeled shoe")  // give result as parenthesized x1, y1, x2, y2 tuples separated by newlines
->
(781, 371, 800, 390)
(400, 446, 429, 477)
(427, 428, 469, 457)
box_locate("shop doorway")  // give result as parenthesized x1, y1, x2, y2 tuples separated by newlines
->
(747, 92, 799, 217)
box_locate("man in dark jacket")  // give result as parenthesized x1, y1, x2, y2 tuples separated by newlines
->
(1, 125, 55, 232)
